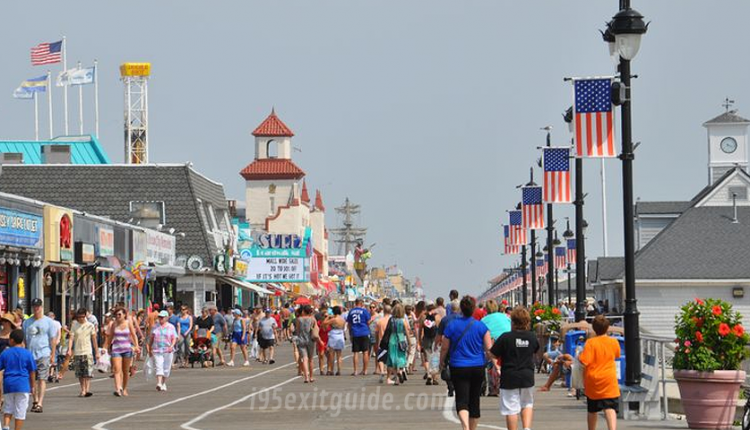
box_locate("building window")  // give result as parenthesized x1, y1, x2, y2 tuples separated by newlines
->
(207, 204, 219, 231)
(129, 201, 165, 229)
(729, 186, 748, 201)
(197, 202, 211, 232)
(267, 140, 279, 158)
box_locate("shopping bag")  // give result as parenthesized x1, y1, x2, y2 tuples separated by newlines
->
(144, 356, 155, 381)
(94, 349, 111, 373)
(571, 362, 585, 390)
(429, 351, 440, 375)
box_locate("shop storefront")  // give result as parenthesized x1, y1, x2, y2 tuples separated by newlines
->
(145, 230, 180, 308)
(0, 206, 43, 315)
(43, 205, 76, 318)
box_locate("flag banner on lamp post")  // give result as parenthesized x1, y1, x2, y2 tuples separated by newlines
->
(567, 238, 577, 263)
(555, 246, 567, 270)
(503, 225, 520, 255)
(537, 258, 547, 277)
(522, 186, 545, 230)
(508, 210, 527, 245)
(543, 147, 571, 203)
(572, 77, 616, 158)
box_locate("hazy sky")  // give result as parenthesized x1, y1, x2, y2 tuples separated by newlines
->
(1, 1, 749, 298)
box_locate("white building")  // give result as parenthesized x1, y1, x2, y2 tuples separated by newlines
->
(595, 109, 750, 337)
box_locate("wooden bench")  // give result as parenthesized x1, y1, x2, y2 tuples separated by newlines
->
(618, 352, 661, 420)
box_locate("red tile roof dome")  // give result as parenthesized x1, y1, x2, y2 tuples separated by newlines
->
(239, 158, 305, 180)
(252, 109, 294, 137)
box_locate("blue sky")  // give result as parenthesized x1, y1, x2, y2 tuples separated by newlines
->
(1, 1, 748, 298)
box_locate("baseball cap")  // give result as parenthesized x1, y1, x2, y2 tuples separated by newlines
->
(264, 308, 272, 313)
(153, 303, 160, 311)
(232, 309, 242, 315)
(158, 310, 169, 318)
(31, 298, 43, 307)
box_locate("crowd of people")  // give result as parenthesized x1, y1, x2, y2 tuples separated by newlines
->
(0, 291, 622, 430)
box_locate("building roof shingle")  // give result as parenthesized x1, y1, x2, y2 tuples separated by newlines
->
(0, 164, 229, 264)
(703, 110, 750, 126)
(636, 201, 690, 216)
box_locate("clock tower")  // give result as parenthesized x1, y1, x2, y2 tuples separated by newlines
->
(703, 105, 750, 184)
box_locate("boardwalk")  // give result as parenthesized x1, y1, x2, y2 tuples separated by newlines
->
(25, 342, 693, 430)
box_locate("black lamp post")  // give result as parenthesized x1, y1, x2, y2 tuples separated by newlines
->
(527, 168, 538, 307)
(553, 233, 561, 304)
(562, 218, 574, 306)
(517, 203, 528, 307)
(610, 1, 648, 387)
(563, 106, 589, 323)
(544, 129, 555, 306)
(535, 249, 544, 304)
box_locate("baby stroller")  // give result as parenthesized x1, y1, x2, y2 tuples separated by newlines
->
(189, 329, 214, 368)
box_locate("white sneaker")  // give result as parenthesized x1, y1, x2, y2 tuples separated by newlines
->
(162, 382, 167, 392)
(243, 361, 250, 367)
(227, 361, 235, 367)
(156, 384, 162, 391)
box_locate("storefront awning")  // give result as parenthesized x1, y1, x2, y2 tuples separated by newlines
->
(218, 276, 272, 296)
(153, 265, 186, 277)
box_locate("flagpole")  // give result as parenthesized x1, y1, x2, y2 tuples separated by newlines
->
(77, 61, 84, 135)
(47, 71, 53, 139)
(94, 59, 99, 138)
(34, 93, 39, 141)
(62, 36, 69, 135)
(600, 158, 609, 256)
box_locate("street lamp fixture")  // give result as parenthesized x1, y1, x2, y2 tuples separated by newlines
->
(610, 8, 648, 61)
(563, 218, 574, 240)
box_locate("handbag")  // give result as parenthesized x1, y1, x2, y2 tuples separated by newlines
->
(311, 318, 320, 342)
(441, 319, 475, 382)
(394, 319, 408, 352)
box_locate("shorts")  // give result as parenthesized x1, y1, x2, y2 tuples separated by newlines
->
(587, 397, 619, 414)
(232, 331, 247, 346)
(211, 334, 221, 347)
(2, 392, 29, 420)
(111, 350, 133, 359)
(35, 358, 50, 381)
(282, 321, 289, 329)
(351, 336, 370, 353)
(500, 387, 534, 415)
(297, 341, 315, 358)
(153, 352, 174, 378)
(259, 337, 274, 349)
(73, 355, 94, 379)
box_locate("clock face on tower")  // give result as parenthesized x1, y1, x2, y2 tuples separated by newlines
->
(721, 137, 738, 154)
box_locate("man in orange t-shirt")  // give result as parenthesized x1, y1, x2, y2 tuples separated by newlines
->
(578, 315, 620, 430)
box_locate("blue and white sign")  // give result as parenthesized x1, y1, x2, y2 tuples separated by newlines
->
(0, 209, 42, 249)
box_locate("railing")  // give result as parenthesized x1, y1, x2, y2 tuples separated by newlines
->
(640, 333, 675, 420)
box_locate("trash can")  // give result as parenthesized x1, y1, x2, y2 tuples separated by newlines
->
(564, 330, 587, 387)
(612, 335, 626, 385)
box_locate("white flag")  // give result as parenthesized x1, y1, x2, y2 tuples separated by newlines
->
(13, 87, 33, 99)
(69, 66, 95, 85)
(56, 69, 71, 87)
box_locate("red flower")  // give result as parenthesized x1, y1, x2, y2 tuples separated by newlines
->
(712, 305, 723, 316)
(695, 298, 705, 305)
(684, 340, 692, 347)
(695, 331, 704, 342)
(501, 300, 508, 305)
(718, 323, 731, 337)
(552, 308, 561, 315)
(534, 309, 544, 316)
(733, 325, 745, 337)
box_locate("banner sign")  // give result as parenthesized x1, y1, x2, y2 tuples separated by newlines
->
(240, 227, 312, 259)
(96, 225, 114, 257)
(146, 230, 176, 265)
(0, 209, 42, 249)
(246, 257, 307, 282)
(132, 230, 147, 263)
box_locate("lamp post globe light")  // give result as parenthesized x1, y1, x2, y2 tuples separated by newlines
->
(563, 218, 574, 306)
(610, 0, 648, 387)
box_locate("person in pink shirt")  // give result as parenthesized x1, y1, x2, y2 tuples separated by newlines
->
(149, 311, 177, 392)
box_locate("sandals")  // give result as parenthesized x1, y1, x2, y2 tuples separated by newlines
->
(30, 403, 43, 413)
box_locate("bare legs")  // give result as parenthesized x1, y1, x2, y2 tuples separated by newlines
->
(588, 409, 617, 430)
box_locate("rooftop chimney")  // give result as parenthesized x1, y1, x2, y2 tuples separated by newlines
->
(42, 145, 71, 164)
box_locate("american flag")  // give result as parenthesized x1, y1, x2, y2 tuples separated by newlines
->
(574, 78, 616, 158)
(555, 246, 567, 269)
(508, 211, 527, 245)
(537, 256, 547, 277)
(543, 147, 571, 203)
(522, 187, 545, 230)
(31, 40, 63, 66)
(567, 239, 577, 263)
(503, 225, 519, 255)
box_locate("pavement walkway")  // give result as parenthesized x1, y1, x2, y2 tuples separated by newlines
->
(20, 342, 716, 430)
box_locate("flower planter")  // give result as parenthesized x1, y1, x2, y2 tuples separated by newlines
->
(674, 369, 745, 430)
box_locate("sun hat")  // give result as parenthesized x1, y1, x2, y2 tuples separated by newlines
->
(0, 313, 18, 328)
(158, 310, 169, 318)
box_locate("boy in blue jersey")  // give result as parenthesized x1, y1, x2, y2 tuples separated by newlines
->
(346, 298, 371, 376)
(0, 329, 37, 430)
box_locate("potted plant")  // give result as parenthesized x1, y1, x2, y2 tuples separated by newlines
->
(531, 303, 563, 333)
(673, 298, 750, 429)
